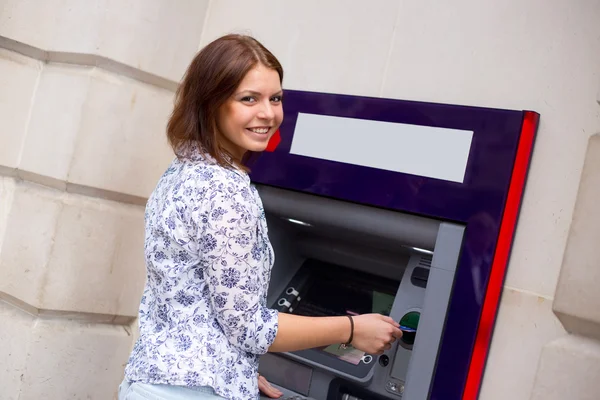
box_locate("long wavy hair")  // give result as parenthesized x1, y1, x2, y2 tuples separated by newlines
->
(166, 34, 283, 170)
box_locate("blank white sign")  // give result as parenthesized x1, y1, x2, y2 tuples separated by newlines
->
(290, 113, 474, 183)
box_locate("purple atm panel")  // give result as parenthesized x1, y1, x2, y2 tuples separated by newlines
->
(249, 89, 539, 400)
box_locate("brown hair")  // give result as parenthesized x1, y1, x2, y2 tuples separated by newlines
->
(166, 34, 283, 170)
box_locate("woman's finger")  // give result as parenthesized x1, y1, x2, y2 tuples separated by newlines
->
(258, 375, 283, 398)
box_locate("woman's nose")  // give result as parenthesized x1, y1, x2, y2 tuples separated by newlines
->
(258, 101, 275, 120)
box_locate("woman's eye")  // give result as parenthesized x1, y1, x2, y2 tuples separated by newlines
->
(241, 96, 256, 103)
(271, 96, 282, 103)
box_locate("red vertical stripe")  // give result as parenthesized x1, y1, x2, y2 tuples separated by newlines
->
(265, 129, 281, 152)
(462, 111, 539, 399)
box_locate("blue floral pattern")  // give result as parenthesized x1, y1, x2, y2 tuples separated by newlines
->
(124, 149, 278, 400)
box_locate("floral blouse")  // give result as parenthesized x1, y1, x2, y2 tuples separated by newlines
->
(124, 149, 279, 400)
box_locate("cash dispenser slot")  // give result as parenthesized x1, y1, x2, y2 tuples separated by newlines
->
(256, 184, 464, 400)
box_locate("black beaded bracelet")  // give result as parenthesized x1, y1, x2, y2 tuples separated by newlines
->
(344, 315, 354, 346)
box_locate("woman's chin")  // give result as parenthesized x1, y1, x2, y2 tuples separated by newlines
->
(244, 140, 270, 153)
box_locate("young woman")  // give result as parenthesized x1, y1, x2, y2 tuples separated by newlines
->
(119, 34, 402, 400)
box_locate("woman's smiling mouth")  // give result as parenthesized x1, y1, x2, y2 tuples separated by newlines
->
(246, 127, 270, 134)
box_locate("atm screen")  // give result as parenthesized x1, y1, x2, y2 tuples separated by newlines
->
(284, 260, 399, 366)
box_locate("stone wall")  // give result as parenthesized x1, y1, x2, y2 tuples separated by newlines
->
(0, 1, 210, 398)
(0, 1, 599, 399)
(529, 134, 600, 400)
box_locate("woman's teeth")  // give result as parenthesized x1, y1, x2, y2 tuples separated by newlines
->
(248, 128, 269, 134)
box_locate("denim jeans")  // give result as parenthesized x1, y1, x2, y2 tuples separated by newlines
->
(118, 379, 226, 400)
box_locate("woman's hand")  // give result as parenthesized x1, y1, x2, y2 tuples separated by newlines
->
(269, 312, 402, 354)
(350, 314, 403, 354)
(258, 373, 283, 398)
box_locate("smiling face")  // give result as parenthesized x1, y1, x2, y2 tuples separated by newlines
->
(216, 63, 284, 160)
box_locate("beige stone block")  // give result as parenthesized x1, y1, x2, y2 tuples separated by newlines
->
(0, 182, 61, 308)
(42, 195, 146, 317)
(67, 68, 174, 199)
(0, 0, 104, 54)
(18, 318, 133, 400)
(0, 0, 208, 81)
(129, 317, 140, 349)
(19, 64, 92, 187)
(201, 0, 400, 97)
(0, 49, 41, 170)
(99, 0, 208, 81)
(478, 287, 565, 400)
(530, 335, 600, 400)
(382, 0, 600, 298)
(554, 134, 600, 339)
(111, 213, 147, 317)
(15, 64, 173, 198)
(0, 181, 146, 317)
(0, 300, 35, 400)
(0, 177, 17, 257)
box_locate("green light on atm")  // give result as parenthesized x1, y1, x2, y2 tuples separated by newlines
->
(400, 311, 420, 345)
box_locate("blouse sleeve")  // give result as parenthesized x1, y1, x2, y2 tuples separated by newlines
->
(194, 181, 279, 355)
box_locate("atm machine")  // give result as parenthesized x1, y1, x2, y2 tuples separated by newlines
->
(250, 90, 539, 400)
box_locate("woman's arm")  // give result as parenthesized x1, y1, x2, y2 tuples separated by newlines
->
(193, 178, 402, 356)
(195, 183, 279, 355)
(269, 312, 402, 354)
(268, 313, 348, 352)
